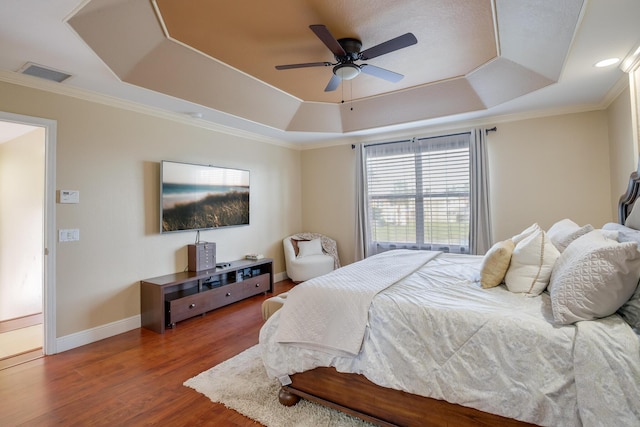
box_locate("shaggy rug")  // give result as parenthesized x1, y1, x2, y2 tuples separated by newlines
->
(184, 345, 374, 426)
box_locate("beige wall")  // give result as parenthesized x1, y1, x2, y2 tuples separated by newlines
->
(0, 81, 301, 337)
(0, 128, 44, 321)
(301, 144, 356, 265)
(487, 111, 612, 240)
(607, 84, 635, 220)
(302, 110, 618, 263)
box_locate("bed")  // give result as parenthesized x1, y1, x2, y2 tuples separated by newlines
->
(258, 171, 640, 427)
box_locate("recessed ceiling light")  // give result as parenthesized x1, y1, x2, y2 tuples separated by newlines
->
(594, 58, 620, 68)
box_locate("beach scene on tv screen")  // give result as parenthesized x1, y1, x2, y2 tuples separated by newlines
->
(161, 161, 249, 232)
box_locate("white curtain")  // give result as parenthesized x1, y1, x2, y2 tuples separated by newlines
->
(354, 143, 370, 261)
(469, 128, 492, 254)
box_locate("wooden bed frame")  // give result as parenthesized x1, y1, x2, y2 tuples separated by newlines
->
(619, 169, 640, 224)
(276, 169, 640, 427)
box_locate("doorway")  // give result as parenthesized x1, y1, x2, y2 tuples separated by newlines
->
(0, 112, 56, 368)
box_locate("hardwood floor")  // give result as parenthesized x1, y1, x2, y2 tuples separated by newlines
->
(0, 280, 295, 426)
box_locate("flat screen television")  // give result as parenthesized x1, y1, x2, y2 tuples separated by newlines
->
(160, 160, 250, 233)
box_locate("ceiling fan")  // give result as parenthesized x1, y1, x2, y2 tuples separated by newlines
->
(275, 25, 418, 92)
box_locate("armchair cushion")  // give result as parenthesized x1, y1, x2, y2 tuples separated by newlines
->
(290, 238, 308, 256)
(297, 238, 323, 257)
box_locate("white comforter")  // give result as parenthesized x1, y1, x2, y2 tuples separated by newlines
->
(274, 249, 439, 356)
(259, 251, 640, 426)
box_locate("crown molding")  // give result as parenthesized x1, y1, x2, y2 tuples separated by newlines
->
(0, 70, 299, 150)
(1, 69, 625, 152)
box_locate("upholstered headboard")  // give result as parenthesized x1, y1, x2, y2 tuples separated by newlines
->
(619, 170, 640, 224)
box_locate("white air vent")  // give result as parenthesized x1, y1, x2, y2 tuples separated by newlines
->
(18, 62, 72, 83)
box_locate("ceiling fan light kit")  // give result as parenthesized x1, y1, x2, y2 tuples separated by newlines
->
(334, 63, 360, 80)
(275, 25, 417, 92)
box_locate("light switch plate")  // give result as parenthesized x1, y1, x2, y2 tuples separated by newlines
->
(59, 190, 80, 204)
(59, 229, 80, 242)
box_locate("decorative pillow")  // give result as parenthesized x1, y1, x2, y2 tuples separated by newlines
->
(505, 229, 560, 295)
(511, 223, 541, 245)
(297, 238, 324, 257)
(625, 200, 640, 230)
(549, 230, 640, 325)
(546, 218, 594, 252)
(479, 239, 515, 288)
(290, 238, 309, 256)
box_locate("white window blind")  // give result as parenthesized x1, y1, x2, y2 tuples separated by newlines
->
(364, 133, 471, 254)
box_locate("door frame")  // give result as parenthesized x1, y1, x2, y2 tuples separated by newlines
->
(0, 111, 56, 355)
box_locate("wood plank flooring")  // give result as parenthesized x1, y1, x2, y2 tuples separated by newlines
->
(0, 280, 295, 426)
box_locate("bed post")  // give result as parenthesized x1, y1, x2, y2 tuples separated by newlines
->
(278, 387, 300, 406)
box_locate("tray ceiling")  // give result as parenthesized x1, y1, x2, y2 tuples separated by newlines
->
(67, 0, 582, 134)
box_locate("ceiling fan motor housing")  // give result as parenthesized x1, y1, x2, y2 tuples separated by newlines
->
(336, 38, 363, 62)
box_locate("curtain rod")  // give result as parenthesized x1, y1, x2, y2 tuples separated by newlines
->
(351, 138, 412, 150)
(351, 128, 497, 149)
(351, 130, 476, 150)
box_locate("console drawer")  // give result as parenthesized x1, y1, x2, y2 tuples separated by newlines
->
(167, 291, 212, 324)
(209, 281, 246, 310)
(243, 273, 271, 298)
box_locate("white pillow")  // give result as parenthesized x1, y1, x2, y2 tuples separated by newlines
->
(297, 238, 323, 257)
(625, 200, 640, 230)
(505, 229, 560, 295)
(479, 239, 515, 289)
(511, 223, 541, 244)
(549, 230, 640, 325)
(546, 218, 594, 252)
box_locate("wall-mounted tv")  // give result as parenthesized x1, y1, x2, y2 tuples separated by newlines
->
(160, 160, 250, 233)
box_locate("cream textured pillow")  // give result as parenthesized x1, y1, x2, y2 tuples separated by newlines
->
(546, 218, 594, 252)
(511, 223, 541, 245)
(297, 238, 323, 257)
(549, 230, 640, 324)
(479, 239, 515, 288)
(505, 229, 560, 295)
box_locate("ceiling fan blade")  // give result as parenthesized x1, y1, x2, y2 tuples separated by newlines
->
(359, 33, 417, 60)
(324, 74, 341, 92)
(360, 64, 404, 83)
(310, 24, 346, 57)
(275, 62, 332, 70)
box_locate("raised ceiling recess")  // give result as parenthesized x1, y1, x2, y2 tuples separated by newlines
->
(68, 0, 583, 135)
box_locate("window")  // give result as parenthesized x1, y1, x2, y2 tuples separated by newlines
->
(364, 133, 471, 254)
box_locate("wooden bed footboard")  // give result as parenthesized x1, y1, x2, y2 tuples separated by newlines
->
(280, 367, 536, 427)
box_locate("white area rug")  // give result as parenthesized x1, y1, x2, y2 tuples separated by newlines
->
(184, 345, 373, 426)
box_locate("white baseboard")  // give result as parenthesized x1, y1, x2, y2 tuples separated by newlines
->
(274, 271, 288, 283)
(54, 274, 289, 353)
(55, 315, 141, 353)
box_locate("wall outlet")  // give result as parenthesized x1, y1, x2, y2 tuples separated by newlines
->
(59, 229, 80, 242)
